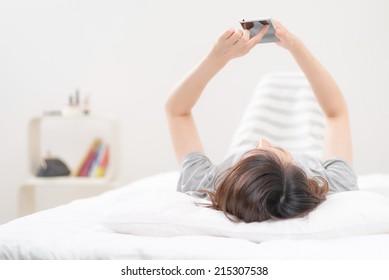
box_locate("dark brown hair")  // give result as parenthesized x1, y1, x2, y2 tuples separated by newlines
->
(204, 149, 329, 223)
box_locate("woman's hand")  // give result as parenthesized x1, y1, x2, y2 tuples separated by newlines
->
(273, 20, 299, 50)
(207, 25, 269, 65)
(273, 20, 353, 164)
(166, 24, 267, 163)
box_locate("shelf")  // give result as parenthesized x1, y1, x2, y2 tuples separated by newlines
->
(28, 115, 120, 180)
(24, 176, 115, 187)
(39, 113, 118, 121)
(19, 114, 121, 217)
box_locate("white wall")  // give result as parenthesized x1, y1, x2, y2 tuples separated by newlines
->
(1, 0, 388, 224)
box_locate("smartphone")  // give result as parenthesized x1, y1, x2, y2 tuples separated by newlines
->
(239, 18, 280, 44)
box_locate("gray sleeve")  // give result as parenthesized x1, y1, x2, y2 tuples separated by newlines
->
(323, 158, 359, 193)
(177, 152, 234, 198)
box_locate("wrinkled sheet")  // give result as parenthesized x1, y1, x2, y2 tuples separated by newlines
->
(1, 172, 389, 260)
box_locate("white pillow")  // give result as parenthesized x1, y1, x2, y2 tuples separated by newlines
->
(358, 174, 389, 197)
(101, 183, 389, 242)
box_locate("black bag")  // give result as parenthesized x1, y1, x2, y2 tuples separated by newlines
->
(36, 157, 71, 177)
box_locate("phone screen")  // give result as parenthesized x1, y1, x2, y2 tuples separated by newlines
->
(240, 19, 279, 44)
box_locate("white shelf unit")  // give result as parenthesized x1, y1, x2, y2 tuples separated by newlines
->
(19, 114, 120, 216)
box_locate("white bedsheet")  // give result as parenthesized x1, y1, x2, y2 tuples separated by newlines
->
(1, 172, 389, 260)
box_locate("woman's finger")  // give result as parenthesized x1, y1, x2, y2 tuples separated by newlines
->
(246, 25, 269, 48)
(233, 29, 245, 45)
(233, 29, 250, 47)
(226, 29, 242, 45)
(242, 29, 250, 41)
(221, 28, 235, 40)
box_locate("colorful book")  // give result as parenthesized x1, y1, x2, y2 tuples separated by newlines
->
(88, 143, 106, 177)
(79, 146, 100, 177)
(73, 138, 102, 176)
(95, 146, 110, 178)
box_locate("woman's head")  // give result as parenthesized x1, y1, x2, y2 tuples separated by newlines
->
(206, 143, 328, 222)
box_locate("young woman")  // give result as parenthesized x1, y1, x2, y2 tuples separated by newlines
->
(165, 20, 358, 223)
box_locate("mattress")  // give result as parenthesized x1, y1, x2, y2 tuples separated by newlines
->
(1, 171, 389, 260)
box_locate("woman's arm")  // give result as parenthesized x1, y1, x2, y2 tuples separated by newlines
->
(274, 21, 353, 164)
(166, 26, 269, 163)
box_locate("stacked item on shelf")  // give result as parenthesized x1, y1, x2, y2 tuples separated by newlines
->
(72, 138, 110, 178)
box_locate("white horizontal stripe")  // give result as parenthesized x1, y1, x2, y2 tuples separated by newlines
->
(227, 147, 324, 159)
(256, 91, 317, 103)
(241, 109, 325, 127)
(236, 138, 324, 150)
(258, 72, 307, 81)
(232, 132, 324, 148)
(246, 103, 323, 117)
(237, 123, 324, 140)
(233, 119, 325, 145)
(249, 97, 318, 110)
(260, 71, 305, 78)
(256, 82, 311, 91)
(249, 92, 319, 106)
(257, 76, 310, 88)
(227, 144, 324, 160)
(230, 127, 325, 145)
(237, 115, 325, 130)
(230, 121, 325, 146)
(230, 136, 324, 152)
(233, 119, 325, 137)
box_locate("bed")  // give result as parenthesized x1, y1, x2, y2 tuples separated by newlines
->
(2, 73, 388, 260)
(1, 171, 389, 260)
